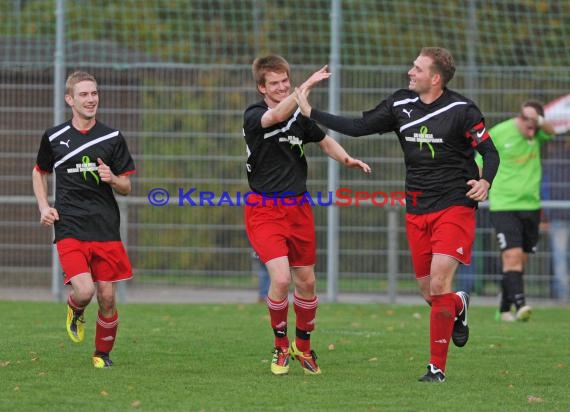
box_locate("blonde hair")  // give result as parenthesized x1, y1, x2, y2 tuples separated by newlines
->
(65, 71, 97, 96)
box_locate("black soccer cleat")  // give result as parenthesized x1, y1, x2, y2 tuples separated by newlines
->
(418, 364, 445, 382)
(452, 291, 470, 347)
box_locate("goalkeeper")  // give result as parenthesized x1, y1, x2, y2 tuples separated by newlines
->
(476, 101, 555, 322)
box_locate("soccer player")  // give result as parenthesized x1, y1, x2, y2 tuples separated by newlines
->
(295, 47, 500, 382)
(477, 101, 555, 322)
(32, 71, 135, 368)
(243, 54, 371, 375)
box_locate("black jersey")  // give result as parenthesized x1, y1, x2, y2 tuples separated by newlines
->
(312, 88, 493, 214)
(35, 120, 135, 241)
(243, 101, 325, 196)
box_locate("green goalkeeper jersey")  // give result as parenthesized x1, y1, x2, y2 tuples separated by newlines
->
(475, 118, 553, 211)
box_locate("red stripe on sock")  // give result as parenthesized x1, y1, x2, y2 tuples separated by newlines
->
(95, 311, 119, 354)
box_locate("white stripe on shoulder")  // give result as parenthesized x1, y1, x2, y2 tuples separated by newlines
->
(48, 125, 71, 142)
(399, 101, 468, 133)
(53, 131, 120, 169)
(263, 108, 301, 139)
(393, 97, 419, 107)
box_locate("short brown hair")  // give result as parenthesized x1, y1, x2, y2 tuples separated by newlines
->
(251, 54, 290, 86)
(420, 47, 456, 87)
(65, 71, 97, 96)
(521, 100, 545, 116)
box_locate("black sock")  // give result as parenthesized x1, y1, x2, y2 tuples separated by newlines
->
(501, 271, 522, 312)
(502, 270, 525, 311)
(500, 272, 513, 312)
(509, 270, 526, 309)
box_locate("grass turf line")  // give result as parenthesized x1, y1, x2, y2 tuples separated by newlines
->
(1, 301, 569, 411)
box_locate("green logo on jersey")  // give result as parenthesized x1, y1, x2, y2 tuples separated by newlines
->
(288, 136, 305, 157)
(419, 125, 435, 159)
(82, 155, 100, 184)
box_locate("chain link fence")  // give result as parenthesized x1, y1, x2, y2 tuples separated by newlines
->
(1, 1, 569, 302)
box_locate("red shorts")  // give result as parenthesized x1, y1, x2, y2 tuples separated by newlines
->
(244, 193, 316, 266)
(56, 238, 133, 284)
(406, 205, 475, 279)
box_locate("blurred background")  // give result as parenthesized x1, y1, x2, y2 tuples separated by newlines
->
(1, 0, 569, 303)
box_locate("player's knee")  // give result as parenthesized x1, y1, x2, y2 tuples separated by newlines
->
(74, 285, 96, 303)
(295, 277, 316, 294)
(271, 275, 292, 293)
(97, 294, 116, 313)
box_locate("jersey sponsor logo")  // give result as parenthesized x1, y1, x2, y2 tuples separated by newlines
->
(404, 125, 441, 158)
(66, 155, 100, 184)
(279, 135, 305, 157)
(60, 139, 71, 148)
(403, 108, 413, 118)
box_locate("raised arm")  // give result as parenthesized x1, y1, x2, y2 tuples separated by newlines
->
(295, 86, 377, 137)
(261, 66, 331, 128)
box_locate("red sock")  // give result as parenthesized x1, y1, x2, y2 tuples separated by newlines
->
(95, 311, 119, 354)
(294, 294, 318, 352)
(429, 293, 455, 372)
(267, 297, 289, 349)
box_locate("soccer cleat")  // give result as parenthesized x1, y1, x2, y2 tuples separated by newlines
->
(92, 352, 114, 368)
(270, 347, 290, 375)
(66, 305, 85, 343)
(289, 341, 321, 375)
(418, 364, 445, 382)
(500, 311, 516, 322)
(515, 305, 532, 322)
(452, 291, 469, 347)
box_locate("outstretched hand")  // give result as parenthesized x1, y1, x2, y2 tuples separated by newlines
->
(295, 65, 330, 117)
(344, 157, 372, 174)
(300, 65, 331, 90)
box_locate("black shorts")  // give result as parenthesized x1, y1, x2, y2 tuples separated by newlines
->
(490, 210, 541, 253)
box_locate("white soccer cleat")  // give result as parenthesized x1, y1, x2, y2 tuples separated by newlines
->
(515, 305, 532, 322)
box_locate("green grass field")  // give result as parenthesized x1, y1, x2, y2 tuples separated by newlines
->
(1, 301, 568, 412)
